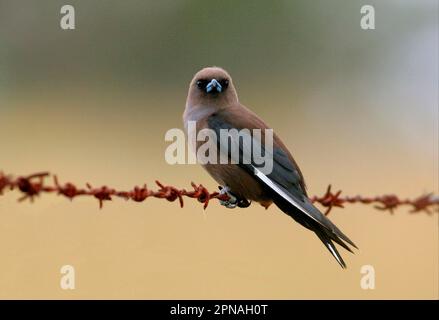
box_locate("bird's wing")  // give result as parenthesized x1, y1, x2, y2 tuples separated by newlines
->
(207, 106, 306, 193)
(207, 108, 357, 267)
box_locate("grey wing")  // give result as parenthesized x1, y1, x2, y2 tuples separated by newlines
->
(207, 113, 357, 251)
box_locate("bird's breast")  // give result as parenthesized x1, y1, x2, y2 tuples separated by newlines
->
(183, 104, 217, 130)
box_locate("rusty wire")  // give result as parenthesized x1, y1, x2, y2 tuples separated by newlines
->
(0, 171, 437, 214)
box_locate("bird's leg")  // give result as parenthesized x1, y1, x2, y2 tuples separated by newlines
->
(218, 186, 251, 209)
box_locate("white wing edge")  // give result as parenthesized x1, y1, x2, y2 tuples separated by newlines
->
(252, 166, 324, 227)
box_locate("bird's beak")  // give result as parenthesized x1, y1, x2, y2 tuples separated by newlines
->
(205, 79, 222, 93)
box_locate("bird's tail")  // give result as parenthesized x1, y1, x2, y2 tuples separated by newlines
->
(314, 227, 351, 269)
(246, 165, 357, 268)
(272, 195, 357, 268)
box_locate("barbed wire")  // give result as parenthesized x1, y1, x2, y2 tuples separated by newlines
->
(0, 171, 438, 215)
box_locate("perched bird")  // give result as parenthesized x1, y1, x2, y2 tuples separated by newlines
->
(183, 66, 357, 268)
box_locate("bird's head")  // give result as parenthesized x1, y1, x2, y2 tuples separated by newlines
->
(186, 67, 239, 109)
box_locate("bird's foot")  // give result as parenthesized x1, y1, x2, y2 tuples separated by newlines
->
(218, 186, 251, 209)
(218, 186, 237, 208)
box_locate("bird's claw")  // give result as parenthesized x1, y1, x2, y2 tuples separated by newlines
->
(219, 186, 238, 208)
(218, 186, 251, 209)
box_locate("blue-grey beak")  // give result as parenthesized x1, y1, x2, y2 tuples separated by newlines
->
(206, 79, 222, 93)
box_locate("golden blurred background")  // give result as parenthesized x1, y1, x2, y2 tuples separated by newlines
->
(0, 0, 437, 299)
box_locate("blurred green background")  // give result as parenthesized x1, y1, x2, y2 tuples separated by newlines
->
(0, 0, 437, 299)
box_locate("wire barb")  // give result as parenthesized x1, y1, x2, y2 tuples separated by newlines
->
(0, 171, 437, 214)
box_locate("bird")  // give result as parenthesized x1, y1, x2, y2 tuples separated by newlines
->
(183, 66, 357, 268)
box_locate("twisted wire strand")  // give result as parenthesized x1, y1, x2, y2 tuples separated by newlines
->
(0, 171, 437, 214)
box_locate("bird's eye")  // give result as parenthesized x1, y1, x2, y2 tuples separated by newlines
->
(196, 80, 206, 89)
(220, 79, 229, 89)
